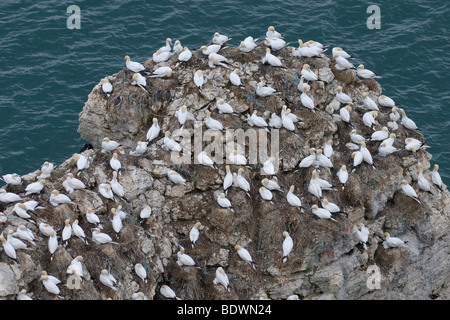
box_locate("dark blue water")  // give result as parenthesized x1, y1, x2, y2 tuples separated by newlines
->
(1, 0, 449, 184)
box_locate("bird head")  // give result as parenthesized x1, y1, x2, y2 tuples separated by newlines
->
(384, 232, 390, 237)
(234, 245, 241, 250)
(289, 185, 295, 192)
(311, 205, 319, 210)
(124, 55, 130, 61)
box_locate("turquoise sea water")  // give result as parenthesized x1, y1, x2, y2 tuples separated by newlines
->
(0, 0, 449, 185)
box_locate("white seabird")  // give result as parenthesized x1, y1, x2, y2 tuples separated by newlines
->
(332, 47, 353, 59)
(300, 87, 315, 112)
(337, 165, 348, 189)
(176, 248, 198, 268)
(86, 208, 102, 228)
(401, 179, 420, 203)
(208, 52, 230, 69)
(223, 165, 233, 193)
(301, 64, 318, 81)
(281, 109, 296, 132)
(212, 32, 232, 45)
(111, 171, 125, 198)
(189, 222, 201, 248)
(335, 86, 353, 104)
(229, 68, 243, 87)
(0, 234, 16, 259)
(351, 151, 363, 172)
(378, 94, 397, 108)
(339, 105, 352, 125)
(287, 185, 303, 212)
(48, 230, 58, 260)
(431, 164, 443, 191)
(198, 151, 216, 169)
(149, 66, 172, 78)
(160, 285, 181, 300)
(256, 82, 277, 97)
(265, 37, 288, 51)
(417, 163, 433, 194)
(316, 149, 333, 168)
(205, 110, 224, 130)
(72, 220, 88, 244)
(259, 186, 273, 203)
(130, 141, 148, 156)
(353, 224, 369, 249)
(41, 275, 60, 295)
(216, 98, 235, 114)
(359, 141, 376, 169)
(378, 142, 398, 157)
(65, 173, 86, 192)
(370, 127, 389, 141)
(50, 190, 74, 207)
(62, 219, 72, 246)
(167, 169, 186, 185)
(311, 205, 337, 221)
(298, 76, 310, 93)
(163, 131, 182, 152)
(0, 173, 22, 185)
(73, 153, 89, 176)
(324, 140, 334, 158)
(383, 232, 406, 248)
(131, 73, 148, 93)
(239, 36, 257, 53)
(172, 40, 183, 55)
(236, 168, 251, 197)
(400, 109, 419, 130)
(357, 64, 380, 79)
(7, 229, 27, 250)
(213, 267, 230, 291)
(101, 137, 122, 153)
(270, 112, 282, 129)
(194, 70, 207, 90)
(152, 49, 171, 63)
(350, 129, 366, 144)
(282, 231, 293, 263)
(361, 92, 379, 111)
(109, 152, 122, 174)
(135, 263, 147, 283)
(262, 157, 276, 175)
(235, 245, 256, 270)
(217, 193, 234, 211)
(147, 118, 160, 142)
(262, 177, 283, 192)
(248, 110, 269, 128)
(266, 26, 283, 39)
(92, 228, 117, 245)
(158, 38, 172, 52)
(229, 150, 247, 165)
(362, 111, 378, 130)
(12, 203, 33, 221)
(139, 205, 152, 221)
(124, 55, 145, 73)
(201, 44, 221, 55)
(298, 148, 317, 169)
(100, 269, 117, 290)
(321, 198, 342, 214)
(262, 48, 283, 67)
(333, 53, 355, 70)
(25, 179, 45, 196)
(177, 46, 192, 63)
(98, 183, 115, 201)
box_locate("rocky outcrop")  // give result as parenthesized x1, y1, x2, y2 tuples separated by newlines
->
(0, 41, 449, 300)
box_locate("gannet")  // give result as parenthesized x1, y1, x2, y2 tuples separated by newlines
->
(298, 76, 310, 93)
(39, 161, 54, 178)
(378, 142, 398, 157)
(293, 40, 321, 58)
(260, 293, 271, 300)
(383, 232, 406, 248)
(265, 37, 288, 51)
(361, 92, 379, 111)
(223, 165, 233, 194)
(229, 68, 242, 87)
(431, 164, 443, 191)
(316, 149, 333, 168)
(235, 245, 256, 269)
(189, 222, 201, 248)
(400, 109, 419, 130)
(130, 141, 148, 156)
(205, 110, 224, 130)
(389, 106, 400, 122)
(311, 205, 336, 221)
(201, 44, 221, 55)
(131, 73, 148, 93)
(256, 83, 277, 97)
(332, 47, 353, 59)
(48, 230, 58, 259)
(92, 228, 117, 244)
(41, 275, 60, 295)
(0, 234, 16, 259)
(213, 267, 230, 291)
(208, 52, 230, 69)
(62, 219, 72, 246)
(270, 112, 282, 128)
(239, 36, 257, 53)
(301, 64, 318, 81)
(86, 208, 102, 228)
(160, 285, 181, 300)
(337, 165, 348, 189)
(249, 110, 269, 128)
(101, 137, 122, 153)
(152, 49, 171, 63)
(172, 40, 183, 55)
(383, 133, 398, 147)
(67, 256, 84, 279)
(25, 179, 45, 196)
(259, 186, 273, 203)
(300, 87, 315, 112)
(163, 131, 182, 153)
(0, 212, 7, 225)
(353, 224, 369, 249)
(266, 26, 282, 39)
(298, 148, 317, 169)
(359, 141, 375, 169)
(335, 86, 353, 104)
(229, 150, 247, 165)
(149, 66, 172, 78)
(65, 173, 86, 192)
(40, 271, 60, 286)
(362, 111, 378, 130)
(282, 231, 293, 263)
(263, 157, 276, 175)
(405, 137, 426, 152)
(17, 289, 33, 300)
(73, 153, 89, 176)
(351, 151, 363, 172)
(194, 70, 207, 89)
(49, 190, 74, 207)
(417, 163, 433, 194)
(262, 177, 283, 191)
(324, 140, 334, 158)
(0, 173, 22, 185)
(370, 127, 389, 141)
(109, 152, 122, 175)
(401, 179, 420, 203)
(217, 193, 233, 211)
(350, 129, 366, 144)
(98, 183, 115, 202)
(378, 95, 397, 108)
(111, 208, 123, 237)
(177, 248, 198, 268)
(158, 38, 173, 52)
(262, 48, 283, 67)
(135, 263, 147, 283)
(198, 151, 217, 169)
(212, 32, 232, 45)
(281, 109, 296, 132)
(12, 203, 33, 221)
(357, 64, 380, 79)
(287, 295, 299, 300)
(124, 55, 145, 73)
(321, 198, 342, 214)
(236, 168, 251, 197)
(175, 105, 189, 128)
(287, 185, 303, 211)
(109, 171, 124, 198)
(216, 98, 235, 114)
(100, 269, 117, 290)
(313, 169, 336, 191)
(333, 53, 355, 70)
(39, 223, 54, 237)
(339, 105, 352, 125)
(7, 229, 27, 250)
(177, 46, 192, 63)
(132, 292, 147, 300)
